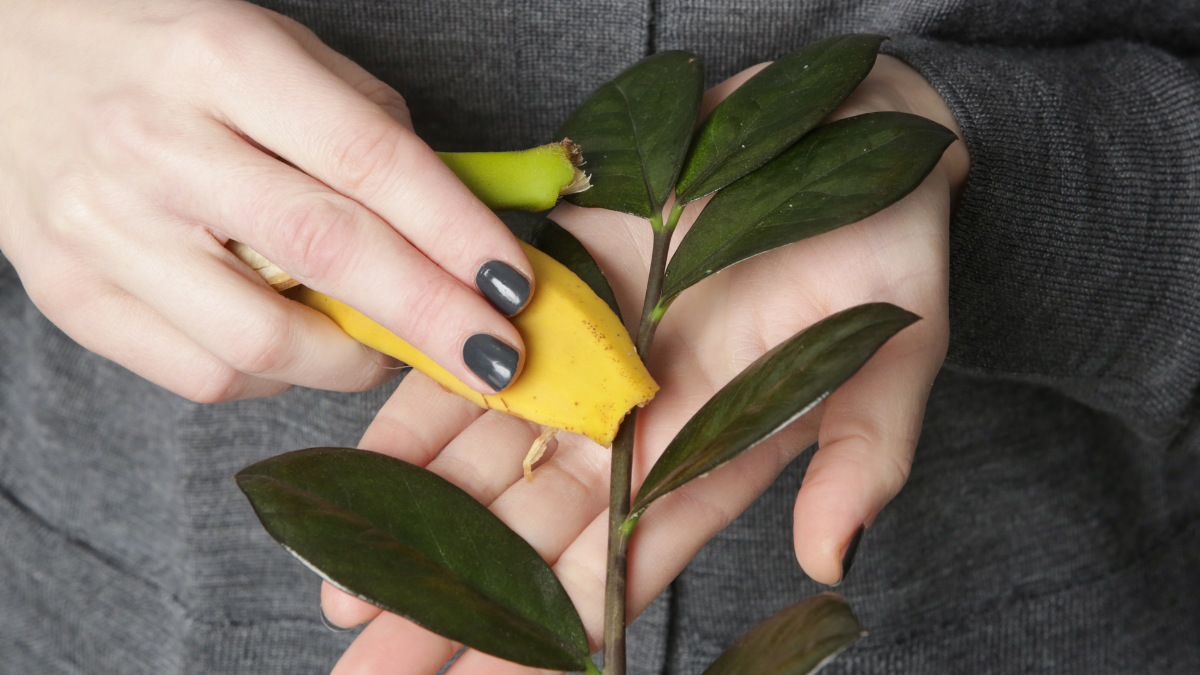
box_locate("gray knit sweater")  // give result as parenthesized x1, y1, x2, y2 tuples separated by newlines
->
(2, 1, 1198, 673)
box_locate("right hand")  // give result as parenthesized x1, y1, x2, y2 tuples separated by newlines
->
(0, 0, 533, 402)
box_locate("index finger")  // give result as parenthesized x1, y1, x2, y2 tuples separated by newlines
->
(176, 9, 534, 391)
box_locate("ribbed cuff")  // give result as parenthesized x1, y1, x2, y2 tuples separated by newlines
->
(884, 35, 1200, 437)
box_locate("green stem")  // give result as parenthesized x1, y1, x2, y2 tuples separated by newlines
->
(603, 200, 682, 675)
(635, 202, 682, 353)
(602, 410, 637, 675)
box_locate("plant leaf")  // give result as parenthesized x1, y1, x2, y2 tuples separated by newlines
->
(555, 51, 704, 218)
(675, 34, 885, 204)
(662, 112, 956, 302)
(701, 593, 864, 675)
(632, 303, 918, 514)
(235, 448, 592, 672)
(499, 211, 623, 321)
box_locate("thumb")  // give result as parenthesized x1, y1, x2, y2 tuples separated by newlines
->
(792, 295, 947, 585)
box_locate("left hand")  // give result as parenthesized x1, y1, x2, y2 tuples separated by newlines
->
(320, 55, 968, 674)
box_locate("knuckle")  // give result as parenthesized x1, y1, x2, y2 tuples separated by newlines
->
(420, 215, 481, 268)
(220, 308, 295, 376)
(879, 450, 914, 498)
(398, 275, 460, 346)
(263, 9, 311, 37)
(325, 123, 408, 195)
(358, 80, 411, 122)
(182, 362, 246, 404)
(271, 198, 361, 282)
(170, 10, 239, 65)
(83, 95, 163, 161)
(167, 6, 268, 75)
(46, 179, 95, 233)
(841, 431, 913, 496)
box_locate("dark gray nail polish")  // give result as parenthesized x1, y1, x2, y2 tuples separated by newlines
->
(833, 525, 865, 587)
(320, 607, 353, 633)
(476, 260, 531, 316)
(463, 334, 519, 391)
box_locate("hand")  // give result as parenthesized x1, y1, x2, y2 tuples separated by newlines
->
(321, 55, 967, 674)
(0, 0, 534, 402)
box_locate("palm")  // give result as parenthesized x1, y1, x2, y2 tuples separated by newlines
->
(325, 59, 957, 675)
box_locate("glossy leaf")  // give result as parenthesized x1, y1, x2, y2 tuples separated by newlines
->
(662, 112, 955, 302)
(499, 211, 623, 321)
(555, 51, 704, 218)
(632, 303, 918, 514)
(235, 448, 592, 672)
(675, 34, 885, 204)
(701, 593, 864, 675)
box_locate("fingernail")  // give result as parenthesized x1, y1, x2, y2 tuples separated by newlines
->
(320, 607, 353, 633)
(833, 525, 865, 587)
(463, 334, 519, 392)
(476, 260, 531, 316)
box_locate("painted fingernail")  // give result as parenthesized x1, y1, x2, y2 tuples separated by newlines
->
(320, 607, 353, 633)
(476, 260, 531, 316)
(463, 334, 520, 391)
(833, 525, 865, 587)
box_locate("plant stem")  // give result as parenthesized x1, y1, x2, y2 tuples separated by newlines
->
(635, 202, 683, 352)
(602, 410, 636, 675)
(603, 200, 682, 675)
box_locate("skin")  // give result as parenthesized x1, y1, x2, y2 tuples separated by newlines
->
(323, 55, 969, 674)
(0, 0, 966, 665)
(0, 0, 534, 400)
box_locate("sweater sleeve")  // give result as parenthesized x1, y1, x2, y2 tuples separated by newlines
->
(882, 36, 1200, 440)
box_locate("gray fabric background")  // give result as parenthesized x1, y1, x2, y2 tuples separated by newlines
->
(2, 0, 1199, 672)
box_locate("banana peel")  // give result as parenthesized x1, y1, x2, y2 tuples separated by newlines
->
(227, 142, 656, 454)
(280, 242, 656, 448)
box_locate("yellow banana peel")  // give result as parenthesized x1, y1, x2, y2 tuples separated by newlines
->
(228, 142, 657, 452)
(282, 242, 655, 447)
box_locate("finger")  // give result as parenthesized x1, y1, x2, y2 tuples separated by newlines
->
(165, 126, 525, 393)
(792, 313, 945, 584)
(324, 399, 610, 653)
(29, 274, 288, 402)
(357, 369, 484, 463)
(184, 12, 535, 384)
(792, 180, 951, 585)
(331, 611, 460, 675)
(261, 10, 413, 131)
(543, 414, 821, 647)
(331, 430, 611, 674)
(320, 580, 383, 632)
(92, 207, 395, 392)
(322, 369, 484, 626)
(487, 431, 612, 561)
(425, 410, 542, 504)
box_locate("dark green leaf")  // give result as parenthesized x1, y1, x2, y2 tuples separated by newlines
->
(675, 34, 885, 204)
(701, 593, 864, 675)
(499, 211, 623, 321)
(555, 51, 704, 218)
(632, 303, 918, 513)
(235, 448, 592, 672)
(662, 112, 955, 302)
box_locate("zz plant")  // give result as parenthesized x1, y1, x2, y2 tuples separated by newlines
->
(235, 34, 955, 675)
